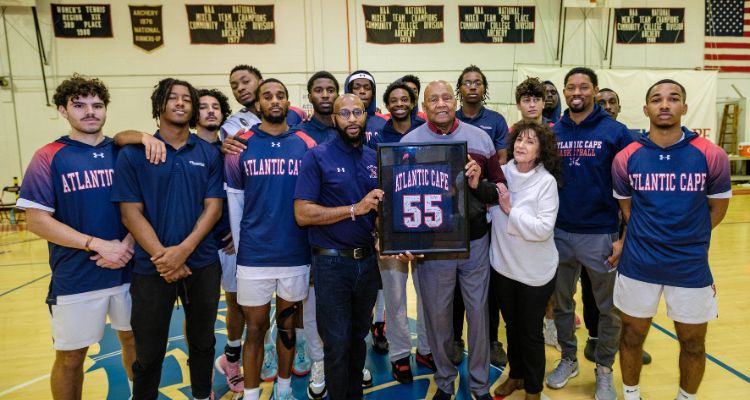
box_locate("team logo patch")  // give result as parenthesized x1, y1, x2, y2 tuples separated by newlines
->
(239, 118, 249, 126)
(368, 164, 378, 179)
(189, 161, 206, 167)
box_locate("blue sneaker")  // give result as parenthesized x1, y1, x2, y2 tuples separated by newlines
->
(292, 335, 311, 376)
(273, 382, 298, 400)
(261, 344, 278, 382)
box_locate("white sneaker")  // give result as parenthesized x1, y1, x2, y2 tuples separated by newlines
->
(362, 367, 372, 388)
(543, 318, 561, 351)
(307, 360, 327, 400)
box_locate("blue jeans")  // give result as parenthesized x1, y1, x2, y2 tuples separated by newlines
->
(313, 253, 381, 400)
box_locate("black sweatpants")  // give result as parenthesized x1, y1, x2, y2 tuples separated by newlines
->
(495, 272, 556, 394)
(130, 263, 221, 400)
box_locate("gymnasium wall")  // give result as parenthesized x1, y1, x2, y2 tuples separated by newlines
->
(0, 0, 747, 186)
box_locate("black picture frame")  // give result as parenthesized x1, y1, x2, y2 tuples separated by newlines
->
(377, 141, 469, 255)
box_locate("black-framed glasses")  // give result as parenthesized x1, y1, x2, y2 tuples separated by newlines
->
(337, 108, 364, 119)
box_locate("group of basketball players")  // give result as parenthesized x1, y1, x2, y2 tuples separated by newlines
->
(18, 63, 730, 400)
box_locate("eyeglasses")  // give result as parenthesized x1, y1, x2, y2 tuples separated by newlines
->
(337, 108, 364, 119)
(462, 80, 483, 88)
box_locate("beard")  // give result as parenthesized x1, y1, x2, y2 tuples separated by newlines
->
(336, 124, 365, 146)
(201, 122, 220, 131)
(261, 107, 288, 124)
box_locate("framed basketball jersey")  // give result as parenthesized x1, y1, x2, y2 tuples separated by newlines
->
(377, 142, 469, 255)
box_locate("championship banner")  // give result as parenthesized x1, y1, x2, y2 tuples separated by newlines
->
(615, 8, 684, 44)
(363, 5, 444, 44)
(516, 66, 718, 142)
(458, 6, 535, 43)
(129, 5, 163, 51)
(51, 4, 112, 38)
(186, 4, 274, 44)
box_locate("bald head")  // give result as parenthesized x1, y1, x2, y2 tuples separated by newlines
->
(333, 93, 365, 113)
(333, 93, 367, 146)
(423, 80, 457, 131)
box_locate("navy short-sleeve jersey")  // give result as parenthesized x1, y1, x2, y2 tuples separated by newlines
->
(111, 132, 225, 274)
(18, 136, 130, 304)
(456, 106, 509, 150)
(225, 126, 316, 266)
(294, 135, 379, 249)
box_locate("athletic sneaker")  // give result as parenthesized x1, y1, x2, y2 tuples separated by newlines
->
(543, 318, 561, 351)
(490, 341, 507, 367)
(416, 351, 437, 371)
(575, 313, 582, 329)
(214, 354, 244, 392)
(292, 336, 311, 376)
(584, 337, 598, 362)
(362, 367, 373, 388)
(545, 358, 579, 389)
(391, 355, 413, 384)
(273, 382, 298, 400)
(432, 388, 452, 400)
(307, 360, 327, 400)
(371, 322, 389, 354)
(471, 393, 492, 400)
(450, 339, 465, 365)
(594, 364, 617, 400)
(261, 344, 278, 381)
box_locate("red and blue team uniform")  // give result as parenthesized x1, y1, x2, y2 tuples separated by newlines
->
(224, 126, 316, 266)
(18, 136, 130, 304)
(456, 106, 509, 151)
(612, 127, 732, 288)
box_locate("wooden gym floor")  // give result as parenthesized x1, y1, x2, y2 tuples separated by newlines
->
(0, 196, 748, 399)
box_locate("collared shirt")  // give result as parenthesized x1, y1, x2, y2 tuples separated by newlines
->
(209, 139, 231, 249)
(294, 135, 379, 249)
(456, 106, 509, 150)
(297, 116, 338, 145)
(18, 136, 130, 303)
(111, 131, 225, 274)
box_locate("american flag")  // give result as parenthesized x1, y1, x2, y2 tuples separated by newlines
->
(705, 0, 750, 72)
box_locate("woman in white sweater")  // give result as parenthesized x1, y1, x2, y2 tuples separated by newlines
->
(490, 120, 562, 400)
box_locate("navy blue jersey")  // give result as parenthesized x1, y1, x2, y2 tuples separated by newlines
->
(294, 135, 379, 249)
(18, 136, 130, 304)
(613, 128, 731, 288)
(111, 132, 225, 274)
(456, 106, 509, 150)
(224, 126, 316, 266)
(392, 161, 453, 233)
(297, 117, 338, 145)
